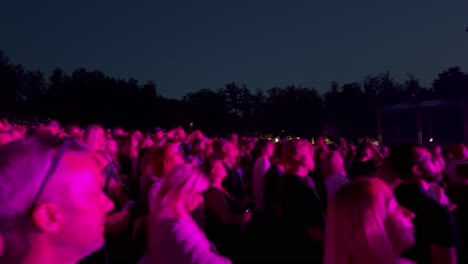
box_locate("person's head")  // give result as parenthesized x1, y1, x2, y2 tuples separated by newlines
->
(151, 143, 185, 178)
(381, 145, 390, 158)
(153, 164, 209, 216)
(316, 136, 325, 146)
(356, 143, 372, 160)
(151, 128, 165, 141)
(214, 140, 237, 167)
(112, 127, 125, 137)
(9, 129, 23, 141)
(322, 150, 345, 178)
(390, 144, 440, 183)
(0, 132, 13, 146)
(427, 143, 441, 157)
(452, 144, 468, 160)
(0, 137, 114, 263)
(204, 159, 228, 185)
(324, 178, 415, 264)
(270, 142, 284, 165)
(83, 124, 105, 152)
(285, 139, 315, 174)
(121, 134, 140, 155)
(313, 145, 328, 166)
(64, 125, 81, 139)
(253, 139, 275, 160)
(376, 159, 401, 190)
(105, 139, 118, 159)
(229, 133, 239, 146)
(47, 120, 61, 135)
(168, 127, 186, 141)
(191, 138, 207, 156)
(204, 141, 214, 160)
(139, 134, 154, 149)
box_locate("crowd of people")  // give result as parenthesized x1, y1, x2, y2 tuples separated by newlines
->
(0, 118, 467, 264)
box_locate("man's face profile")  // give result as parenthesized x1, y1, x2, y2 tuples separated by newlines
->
(414, 147, 440, 183)
(47, 152, 114, 256)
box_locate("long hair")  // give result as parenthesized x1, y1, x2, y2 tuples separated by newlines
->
(324, 178, 397, 264)
(152, 164, 208, 216)
(322, 150, 345, 179)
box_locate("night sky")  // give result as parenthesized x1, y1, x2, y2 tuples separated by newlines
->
(1, 0, 467, 98)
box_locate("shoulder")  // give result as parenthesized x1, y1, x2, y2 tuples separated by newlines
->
(151, 216, 200, 240)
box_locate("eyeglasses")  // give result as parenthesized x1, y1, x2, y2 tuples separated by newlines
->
(29, 137, 85, 213)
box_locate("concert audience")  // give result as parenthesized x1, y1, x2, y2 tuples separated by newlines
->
(0, 118, 467, 264)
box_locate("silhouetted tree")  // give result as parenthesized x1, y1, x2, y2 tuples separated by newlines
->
(1, 49, 467, 140)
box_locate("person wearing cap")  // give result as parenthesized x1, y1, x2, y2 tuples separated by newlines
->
(0, 136, 114, 264)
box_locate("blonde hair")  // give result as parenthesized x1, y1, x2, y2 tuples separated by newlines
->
(83, 124, 104, 150)
(324, 178, 397, 264)
(152, 164, 208, 216)
(322, 150, 345, 178)
(285, 139, 314, 170)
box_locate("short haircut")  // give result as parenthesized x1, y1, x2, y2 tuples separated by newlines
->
(153, 164, 208, 214)
(0, 136, 96, 220)
(389, 144, 422, 180)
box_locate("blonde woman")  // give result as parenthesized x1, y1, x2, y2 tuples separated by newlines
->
(145, 164, 231, 264)
(324, 178, 416, 264)
(322, 150, 348, 201)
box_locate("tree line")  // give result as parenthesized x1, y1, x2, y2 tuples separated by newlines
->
(1, 50, 468, 141)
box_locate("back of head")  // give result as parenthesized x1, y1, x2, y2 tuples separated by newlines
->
(65, 124, 81, 138)
(47, 120, 61, 133)
(389, 144, 421, 180)
(285, 139, 314, 172)
(325, 178, 395, 264)
(322, 150, 344, 178)
(376, 159, 401, 189)
(191, 138, 206, 154)
(452, 144, 468, 160)
(253, 138, 272, 156)
(153, 164, 209, 216)
(151, 144, 180, 178)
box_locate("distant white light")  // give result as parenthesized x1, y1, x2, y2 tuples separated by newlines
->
(429, 138, 434, 142)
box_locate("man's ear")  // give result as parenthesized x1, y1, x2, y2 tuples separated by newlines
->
(411, 164, 422, 177)
(31, 203, 63, 233)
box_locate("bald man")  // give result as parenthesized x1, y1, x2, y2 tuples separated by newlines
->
(0, 136, 114, 264)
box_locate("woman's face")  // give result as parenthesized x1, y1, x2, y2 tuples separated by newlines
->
(105, 140, 118, 155)
(211, 160, 228, 181)
(384, 197, 415, 254)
